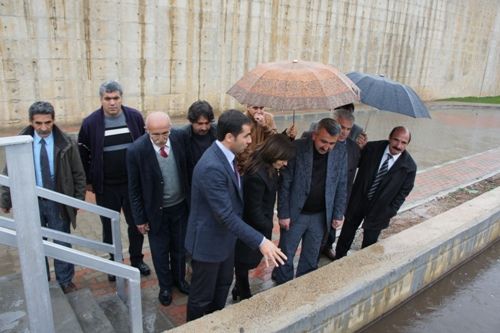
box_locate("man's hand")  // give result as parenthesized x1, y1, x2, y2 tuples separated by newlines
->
(137, 223, 150, 235)
(356, 132, 368, 149)
(253, 112, 266, 126)
(85, 184, 94, 193)
(331, 217, 344, 229)
(278, 218, 291, 230)
(1, 207, 11, 214)
(259, 238, 287, 268)
(286, 124, 297, 139)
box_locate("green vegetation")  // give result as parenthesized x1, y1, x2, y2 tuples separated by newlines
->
(439, 96, 500, 104)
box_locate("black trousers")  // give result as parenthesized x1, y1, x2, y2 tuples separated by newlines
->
(335, 203, 383, 258)
(148, 201, 188, 291)
(95, 183, 144, 265)
(187, 252, 234, 322)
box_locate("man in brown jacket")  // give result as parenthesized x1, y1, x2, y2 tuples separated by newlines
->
(0, 101, 86, 293)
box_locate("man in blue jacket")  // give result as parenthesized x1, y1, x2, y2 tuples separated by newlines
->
(78, 80, 150, 281)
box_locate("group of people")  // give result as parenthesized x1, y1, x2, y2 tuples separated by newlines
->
(0, 79, 417, 323)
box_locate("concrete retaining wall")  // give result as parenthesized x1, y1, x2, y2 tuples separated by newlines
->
(172, 186, 500, 332)
(1, 0, 500, 127)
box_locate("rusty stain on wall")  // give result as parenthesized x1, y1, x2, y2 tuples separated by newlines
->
(0, 0, 499, 126)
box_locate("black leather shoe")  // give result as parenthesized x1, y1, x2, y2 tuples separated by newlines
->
(108, 274, 116, 282)
(158, 289, 173, 306)
(175, 280, 190, 295)
(132, 261, 151, 276)
(322, 247, 336, 261)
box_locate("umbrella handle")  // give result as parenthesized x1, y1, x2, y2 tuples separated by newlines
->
(364, 111, 372, 132)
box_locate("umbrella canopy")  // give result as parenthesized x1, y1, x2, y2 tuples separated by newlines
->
(227, 60, 360, 111)
(346, 72, 431, 118)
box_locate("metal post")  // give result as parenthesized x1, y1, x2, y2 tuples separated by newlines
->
(1, 136, 55, 332)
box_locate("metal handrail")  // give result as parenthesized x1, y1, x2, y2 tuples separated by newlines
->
(0, 226, 142, 333)
(0, 174, 127, 299)
(0, 135, 143, 332)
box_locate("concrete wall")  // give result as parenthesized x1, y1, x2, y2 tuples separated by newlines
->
(172, 187, 500, 332)
(1, 0, 499, 127)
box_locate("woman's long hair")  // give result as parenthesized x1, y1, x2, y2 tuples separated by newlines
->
(243, 134, 295, 177)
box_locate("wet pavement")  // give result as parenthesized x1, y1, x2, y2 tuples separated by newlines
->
(0, 102, 499, 328)
(361, 240, 500, 333)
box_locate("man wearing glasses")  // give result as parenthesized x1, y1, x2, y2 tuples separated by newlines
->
(127, 112, 191, 306)
(78, 80, 150, 281)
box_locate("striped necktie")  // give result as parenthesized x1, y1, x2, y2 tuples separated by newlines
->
(367, 153, 392, 200)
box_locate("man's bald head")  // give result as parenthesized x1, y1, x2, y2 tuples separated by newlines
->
(146, 112, 172, 147)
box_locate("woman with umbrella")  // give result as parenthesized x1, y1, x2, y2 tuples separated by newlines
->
(232, 134, 295, 300)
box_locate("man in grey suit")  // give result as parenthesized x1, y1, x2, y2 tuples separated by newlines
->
(273, 118, 347, 284)
(185, 109, 286, 321)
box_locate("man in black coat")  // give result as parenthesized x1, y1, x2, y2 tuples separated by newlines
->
(335, 126, 417, 259)
(127, 112, 191, 306)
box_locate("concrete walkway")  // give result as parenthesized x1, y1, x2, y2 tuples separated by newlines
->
(1, 147, 499, 328)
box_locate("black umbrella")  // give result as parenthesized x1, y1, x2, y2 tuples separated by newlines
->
(346, 72, 431, 119)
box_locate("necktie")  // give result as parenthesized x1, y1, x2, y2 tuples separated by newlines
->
(40, 139, 54, 189)
(232, 159, 240, 187)
(160, 146, 168, 158)
(367, 153, 392, 200)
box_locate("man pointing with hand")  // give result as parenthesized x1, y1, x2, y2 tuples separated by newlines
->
(185, 109, 286, 321)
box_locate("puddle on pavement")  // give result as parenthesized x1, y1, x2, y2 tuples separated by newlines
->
(360, 240, 500, 333)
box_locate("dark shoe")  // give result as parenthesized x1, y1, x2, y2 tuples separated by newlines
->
(132, 261, 151, 276)
(231, 286, 238, 301)
(232, 281, 252, 301)
(322, 247, 336, 261)
(158, 289, 172, 306)
(175, 280, 190, 295)
(108, 274, 116, 282)
(61, 282, 77, 294)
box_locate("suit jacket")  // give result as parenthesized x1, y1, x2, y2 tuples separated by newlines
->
(185, 142, 263, 263)
(127, 129, 190, 234)
(235, 167, 278, 267)
(278, 137, 347, 232)
(345, 137, 361, 202)
(347, 140, 417, 230)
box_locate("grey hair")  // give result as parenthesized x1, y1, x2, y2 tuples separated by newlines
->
(99, 80, 123, 97)
(316, 118, 341, 136)
(334, 108, 355, 122)
(28, 101, 55, 121)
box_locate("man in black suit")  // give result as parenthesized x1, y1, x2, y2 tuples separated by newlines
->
(127, 112, 191, 306)
(335, 126, 417, 259)
(185, 109, 286, 321)
(321, 108, 361, 260)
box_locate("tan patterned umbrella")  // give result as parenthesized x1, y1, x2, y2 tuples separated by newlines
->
(227, 60, 360, 111)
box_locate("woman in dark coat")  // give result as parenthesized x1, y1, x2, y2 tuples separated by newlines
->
(233, 134, 295, 300)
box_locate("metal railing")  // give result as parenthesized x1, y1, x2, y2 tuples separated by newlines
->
(0, 135, 143, 332)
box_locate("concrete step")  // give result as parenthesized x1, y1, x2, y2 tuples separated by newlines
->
(97, 288, 175, 333)
(66, 288, 115, 333)
(0, 273, 83, 332)
(97, 294, 130, 333)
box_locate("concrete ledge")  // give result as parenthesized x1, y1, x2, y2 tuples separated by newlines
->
(172, 187, 500, 332)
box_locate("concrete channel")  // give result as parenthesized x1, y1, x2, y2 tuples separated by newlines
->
(172, 186, 500, 332)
